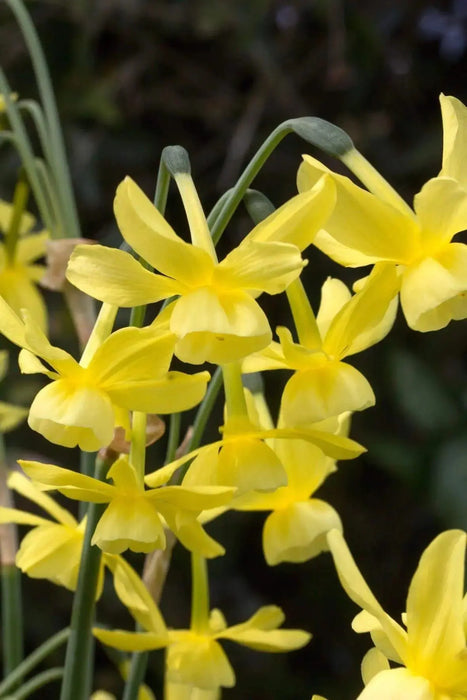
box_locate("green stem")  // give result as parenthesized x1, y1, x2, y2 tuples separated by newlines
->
(18, 99, 54, 165)
(5, 174, 29, 262)
(129, 411, 147, 487)
(190, 553, 209, 634)
(7, 667, 64, 699)
(222, 362, 248, 418)
(165, 412, 181, 465)
(59, 456, 109, 700)
(210, 123, 293, 245)
(121, 653, 149, 700)
(0, 70, 54, 233)
(0, 628, 69, 696)
(0, 434, 23, 681)
(5, 0, 81, 239)
(286, 278, 321, 348)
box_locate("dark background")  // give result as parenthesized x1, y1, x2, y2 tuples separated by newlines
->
(1, 1, 467, 698)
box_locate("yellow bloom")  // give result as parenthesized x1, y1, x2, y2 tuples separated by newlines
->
(0, 350, 28, 431)
(243, 265, 398, 424)
(147, 410, 364, 496)
(94, 561, 310, 694)
(298, 94, 467, 332)
(235, 415, 349, 565)
(0, 297, 209, 450)
(0, 470, 105, 593)
(327, 528, 467, 699)
(19, 455, 234, 557)
(0, 199, 48, 330)
(66, 173, 335, 364)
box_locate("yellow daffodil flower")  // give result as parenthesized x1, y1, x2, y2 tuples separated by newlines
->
(19, 455, 234, 557)
(0, 470, 105, 593)
(66, 172, 335, 364)
(234, 415, 349, 565)
(0, 296, 209, 450)
(0, 350, 28, 431)
(94, 558, 310, 695)
(243, 265, 398, 424)
(297, 94, 467, 332)
(327, 528, 467, 699)
(146, 410, 364, 496)
(0, 199, 49, 330)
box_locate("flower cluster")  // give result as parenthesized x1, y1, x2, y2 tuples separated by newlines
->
(0, 89, 466, 700)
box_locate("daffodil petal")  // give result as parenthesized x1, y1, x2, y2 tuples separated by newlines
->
(298, 155, 419, 265)
(400, 243, 467, 331)
(263, 499, 342, 565)
(218, 239, 305, 294)
(8, 470, 77, 526)
(414, 177, 467, 247)
(439, 94, 467, 190)
(147, 485, 234, 511)
(0, 506, 49, 527)
(94, 628, 167, 652)
(114, 176, 214, 284)
(18, 460, 115, 502)
(0, 401, 28, 431)
(0, 273, 47, 331)
(406, 529, 466, 678)
(361, 647, 390, 686)
(248, 174, 335, 251)
(356, 668, 434, 700)
(28, 381, 116, 450)
(326, 529, 408, 661)
(16, 231, 48, 264)
(316, 278, 351, 339)
(166, 634, 235, 690)
(108, 370, 210, 414)
(162, 507, 225, 558)
(67, 244, 182, 306)
(92, 499, 166, 554)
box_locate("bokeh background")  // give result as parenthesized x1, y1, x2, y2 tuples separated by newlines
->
(1, 0, 467, 698)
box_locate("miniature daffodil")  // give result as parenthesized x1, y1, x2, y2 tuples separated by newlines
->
(66, 172, 335, 364)
(297, 95, 467, 332)
(327, 528, 467, 699)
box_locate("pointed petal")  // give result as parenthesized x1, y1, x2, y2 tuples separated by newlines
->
(0, 272, 47, 332)
(114, 176, 214, 283)
(94, 628, 167, 652)
(218, 240, 305, 294)
(0, 506, 49, 527)
(147, 485, 234, 511)
(316, 278, 351, 339)
(323, 264, 400, 358)
(327, 529, 408, 661)
(163, 507, 225, 558)
(0, 294, 28, 347)
(298, 155, 419, 265)
(8, 470, 77, 526)
(67, 244, 181, 306)
(414, 177, 467, 247)
(18, 349, 58, 378)
(248, 174, 336, 251)
(405, 530, 466, 682)
(15, 231, 48, 264)
(18, 459, 115, 502)
(439, 94, 467, 190)
(0, 400, 28, 432)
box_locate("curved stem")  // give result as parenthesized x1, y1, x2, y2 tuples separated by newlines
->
(165, 412, 181, 465)
(8, 667, 63, 699)
(0, 628, 69, 697)
(5, 0, 81, 239)
(210, 122, 293, 245)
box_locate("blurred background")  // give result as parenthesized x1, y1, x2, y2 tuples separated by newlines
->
(1, 0, 467, 698)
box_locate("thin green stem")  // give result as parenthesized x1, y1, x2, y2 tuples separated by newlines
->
(5, 0, 81, 238)
(121, 652, 149, 700)
(190, 553, 209, 634)
(0, 434, 23, 682)
(286, 278, 321, 348)
(5, 174, 29, 262)
(0, 628, 69, 697)
(165, 412, 181, 465)
(129, 411, 147, 487)
(34, 157, 66, 235)
(0, 70, 54, 232)
(59, 456, 109, 700)
(18, 99, 54, 165)
(222, 362, 248, 418)
(7, 667, 63, 699)
(210, 123, 293, 244)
